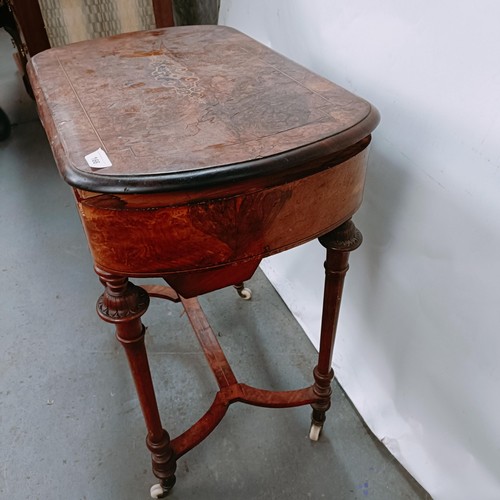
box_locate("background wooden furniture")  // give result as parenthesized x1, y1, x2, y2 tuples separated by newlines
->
(7, 0, 173, 49)
(0, 0, 174, 96)
(28, 24, 379, 498)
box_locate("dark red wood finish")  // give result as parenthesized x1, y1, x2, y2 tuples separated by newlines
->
(8, 0, 50, 56)
(28, 25, 379, 497)
(152, 0, 175, 28)
(93, 220, 364, 494)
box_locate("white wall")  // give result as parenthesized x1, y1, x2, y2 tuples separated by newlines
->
(219, 1, 500, 499)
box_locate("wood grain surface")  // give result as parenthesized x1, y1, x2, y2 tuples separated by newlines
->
(76, 149, 368, 292)
(28, 25, 378, 192)
(29, 22, 381, 493)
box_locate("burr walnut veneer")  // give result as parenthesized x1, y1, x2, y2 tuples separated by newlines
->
(28, 25, 379, 497)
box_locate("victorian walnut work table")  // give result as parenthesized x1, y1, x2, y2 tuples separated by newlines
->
(28, 26, 379, 498)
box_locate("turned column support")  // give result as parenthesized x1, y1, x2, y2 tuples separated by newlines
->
(310, 220, 362, 438)
(95, 268, 177, 494)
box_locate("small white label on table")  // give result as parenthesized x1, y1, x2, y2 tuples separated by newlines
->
(85, 148, 112, 168)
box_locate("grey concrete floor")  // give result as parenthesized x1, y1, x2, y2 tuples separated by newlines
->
(0, 31, 430, 500)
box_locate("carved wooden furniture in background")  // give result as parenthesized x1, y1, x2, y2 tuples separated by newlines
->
(28, 25, 379, 498)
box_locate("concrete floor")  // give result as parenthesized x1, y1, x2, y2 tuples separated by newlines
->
(0, 31, 430, 500)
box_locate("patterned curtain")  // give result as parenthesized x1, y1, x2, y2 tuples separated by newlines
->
(38, 0, 156, 47)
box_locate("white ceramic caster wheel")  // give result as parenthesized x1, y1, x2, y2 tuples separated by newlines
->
(150, 484, 166, 499)
(238, 287, 252, 300)
(309, 422, 323, 442)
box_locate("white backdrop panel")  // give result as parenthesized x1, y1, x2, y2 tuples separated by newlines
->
(219, 1, 500, 499)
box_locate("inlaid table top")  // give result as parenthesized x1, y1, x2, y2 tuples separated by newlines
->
(29, 25, 379, 193)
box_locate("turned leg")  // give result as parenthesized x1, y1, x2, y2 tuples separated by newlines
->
(95, 269, 176, 498)
(310, 220, 363, 441)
